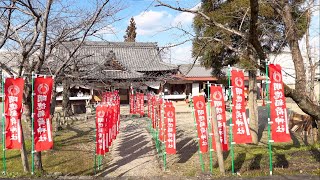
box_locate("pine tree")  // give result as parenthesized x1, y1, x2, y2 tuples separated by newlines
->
(124, 17, 137, 42)
(192, 0, 308, 144)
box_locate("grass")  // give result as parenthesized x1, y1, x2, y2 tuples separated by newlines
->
(0, 119, 111, 178)
(166, 141, 320, 178)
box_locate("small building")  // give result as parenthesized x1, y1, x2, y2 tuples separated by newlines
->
(164, 64, 266, 101)
(50, 41, 178, 106)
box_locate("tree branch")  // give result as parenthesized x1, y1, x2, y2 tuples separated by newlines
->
(155, 0, 246, 38)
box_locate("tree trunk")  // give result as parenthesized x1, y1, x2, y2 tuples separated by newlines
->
(62, 78, 72, 119)
(20, 82, 33, 172)
(34, 151, 43, 172)
(247, 1, 320, 121)
(211, 106, 225, 175)
(50, 80, 61, 132)
(248, 70, 258, 144)
(19, 122, 29, 172)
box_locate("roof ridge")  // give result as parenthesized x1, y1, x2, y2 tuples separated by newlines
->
(82, 41, 158, 48)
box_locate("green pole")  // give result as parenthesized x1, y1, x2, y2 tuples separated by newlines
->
(98, 155, 102, 170)
(190, 99, 205, 172)
(1, 71, 6, 175)
(207, 81, 213, 173)
(94, 134, 97, 174)
(162, 102, 166, 171)
(227, 66, 235, 175)
(265, 61, 273, 175)
(31, 72, 35, 175)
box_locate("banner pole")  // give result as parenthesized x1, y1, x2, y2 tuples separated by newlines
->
(162, 102, 166, 171)
(1, 71, 6, 175)
(265, 61, 273, 175)
(94, 134, 97, 174)
(227, 66, 235, 175)
(31, 72, 35, 175)
(207, 81, 213, 173)
(190, 99, 205, 172)
(98, 155, 102, 170)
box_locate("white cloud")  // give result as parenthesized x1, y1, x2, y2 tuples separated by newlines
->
(172, 3, 201, 26)
(172, 12, 195, 26)
(134, 10, 173, 35)
(94, 25, 117, 35)
(170, 44, 194, 64)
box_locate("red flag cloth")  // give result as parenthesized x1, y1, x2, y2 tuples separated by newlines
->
(4, 78, 24, 149)
(107, 106, 113, 147)
(116, 94, 120, 136)
(140, 93, 144, 116)
(151, 96, 156, 129)
(210, 86, 228, 151)
(164, 103, 176, 154)
(147, 94, 150, 117)
(129, 93, 134, 114)
(193, 95, 208, 153)
(159, 99, 164, 141)
(269, 64, 291, 142)
(33, 77, 54, 151)
(96, 105, 108, 155)
(136, 93, 141, 115)
(112, 104, 117, 140)
(231, 70, 252, 144)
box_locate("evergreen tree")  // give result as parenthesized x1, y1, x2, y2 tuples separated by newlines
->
(192, 0, 307, 76)
(192, 0, 308, 144)
(124, 17, 137, 42)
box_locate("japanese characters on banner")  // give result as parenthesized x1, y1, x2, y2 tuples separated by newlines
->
(193, 95, 208, 153)
(4, 78, 24, 149)
(210, 86, 228, 151)
(147, 94, 151, 117)
(129, 93, 134, 114)
(164, 101, 176, 154)
(136, 93, 141, 115)
(96, 105, 108, 155)
(151, 96, 156, 129)
(269, 64, 291, 142)
(158, 98, 164, 141)
(139, 93, 144, 116)
(96, 91, 121, 155)
(231, 70, 252, 144)
(33, 77, 54, 151)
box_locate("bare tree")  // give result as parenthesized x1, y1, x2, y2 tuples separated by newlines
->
(0, 0, 125, 172)
(155, 0, 320, 122)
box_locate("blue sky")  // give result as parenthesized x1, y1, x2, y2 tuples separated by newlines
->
(94, 0, 320, 65)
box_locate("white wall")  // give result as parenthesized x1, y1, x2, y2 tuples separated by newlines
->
(192, 83, 199, 96)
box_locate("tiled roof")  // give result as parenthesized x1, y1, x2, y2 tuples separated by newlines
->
(86, 69, 145, 80)
(59, 41, 177, 72)
(179, 64, 213, 77)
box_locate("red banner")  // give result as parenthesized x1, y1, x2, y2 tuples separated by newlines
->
(136, 93, 141, 115)
(147, 94, 150, 117)
(210, 86, 228, 151)
(115, 93, 120, 136)
(269, 64, 291, 142)
(164, 103, 176, 154)
(33, 77, 53, 151)
(158, 98, 163, 141)
(140, 93, 144, 116)
(96, 105, 108, 155)
(112, 104, 117, 140)
(151, 96, 156, 129)
(193, 95, 208, 153)
(4, 78, 24, 149)
(129, 93, 134, 114)
(231, 70, 252, 144)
